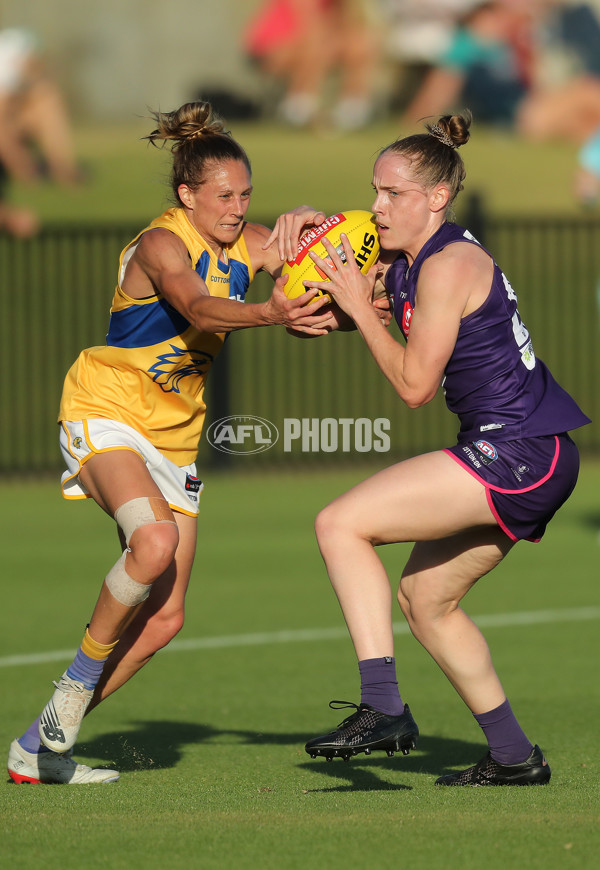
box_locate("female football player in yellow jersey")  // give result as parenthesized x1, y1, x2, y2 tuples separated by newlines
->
(8, 101, 337, 785)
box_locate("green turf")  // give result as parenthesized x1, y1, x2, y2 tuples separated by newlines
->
(1, 462, 599, 869)
(6, 118, 591, 225)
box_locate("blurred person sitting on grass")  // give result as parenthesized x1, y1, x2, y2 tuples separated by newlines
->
(243, 0, 381, 131)
(7, 99, 384, 785)
(0, 27, 84, 236)
(0, 160, 38, 236)
(267, 109, 590, 785)
(403, 0, 600, 205)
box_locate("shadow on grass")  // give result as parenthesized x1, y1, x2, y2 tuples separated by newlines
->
(78, 721, 220, 772)
(77, 721, 482, 789)
(297, 734, 484, 792)
(580, 511, 600, 531)
(297, 760, 413, 793)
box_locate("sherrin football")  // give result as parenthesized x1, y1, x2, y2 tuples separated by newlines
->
(281, 210, 380, 303)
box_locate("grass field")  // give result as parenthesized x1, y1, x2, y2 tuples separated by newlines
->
(6, 117, 593, 225)
(2, 109, 598, 867)
(1, 461, 599, 869)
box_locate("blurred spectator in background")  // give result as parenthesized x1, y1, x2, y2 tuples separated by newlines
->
(243, 0, 382, 130)
(535, 0, 600, 81)
(575, 125, 600, 205)
(0, 156, 38, 237)
(0, 26, 83, 236)
(399, 0, 600, 205)
(377, 0, 481, 110)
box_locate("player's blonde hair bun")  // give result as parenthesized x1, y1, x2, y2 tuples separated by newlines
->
(145, 101, 227, 149)
(143, 100, 251, 205)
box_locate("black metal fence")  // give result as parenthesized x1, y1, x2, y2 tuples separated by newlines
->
(1, 208, 597, 475)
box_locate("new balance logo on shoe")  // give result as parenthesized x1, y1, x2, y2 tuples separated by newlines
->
(40, 703, 66, 745)
(38, 673, 93, 752)
(40, 721, 66, 745)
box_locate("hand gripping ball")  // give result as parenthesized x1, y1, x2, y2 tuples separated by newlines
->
(281, 210, 380, 303)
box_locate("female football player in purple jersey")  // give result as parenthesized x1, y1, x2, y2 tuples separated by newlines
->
(267, 111, 590, 785)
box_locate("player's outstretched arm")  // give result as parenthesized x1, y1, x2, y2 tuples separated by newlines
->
(128, 227, 334, 335)
(262, 206, 327, 261)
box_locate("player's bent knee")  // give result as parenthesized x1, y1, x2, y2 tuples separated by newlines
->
(396, 582, 411, 618)
(316, 501, 368, 549)
(398, 575, 430, 625)
(315, 503, 343, 545)
(399, 576, 455, 633)
(105, 551, 152, 607)
(128, 521, 179, 575)
(314, 505, 328, 535)
(115, 496, 179, 577)
(115, 496, 177, 547)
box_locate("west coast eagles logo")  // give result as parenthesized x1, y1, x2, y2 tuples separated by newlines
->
(148, 345, 213, 393)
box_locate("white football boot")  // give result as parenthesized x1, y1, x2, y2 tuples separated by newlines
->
(38, 672, 94, 752)
(8, 740, 119, 784)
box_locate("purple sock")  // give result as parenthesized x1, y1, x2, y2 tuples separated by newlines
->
(359, 656, 404, 716)
(67, 647, 107, 690)
(18, 717, 49, 754)
(474, 699, 533, 765)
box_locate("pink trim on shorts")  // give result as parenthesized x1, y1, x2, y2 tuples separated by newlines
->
(484, 489, 518, 542)
(442, 435, 560, 494)
(443, 449, 519, 540)
(443, 437, 560, 543)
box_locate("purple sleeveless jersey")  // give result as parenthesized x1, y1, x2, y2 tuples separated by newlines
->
(386, 222, 590, 442)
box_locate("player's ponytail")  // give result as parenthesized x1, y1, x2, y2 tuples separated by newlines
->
(380, 110, 472, 207)
(145, 101, 251, 204)
(426, 113, 471, 150)
(146, 101, 226, 145)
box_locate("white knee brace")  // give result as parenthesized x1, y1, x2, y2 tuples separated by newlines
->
(114, 496, 176, 547)
(105, 551, 151, 607)
(106, 496, 177, 607)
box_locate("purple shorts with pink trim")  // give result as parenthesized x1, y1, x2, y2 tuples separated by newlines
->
(444, 433, 580, 542)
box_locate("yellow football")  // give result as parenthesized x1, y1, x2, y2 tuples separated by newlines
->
(281, 210, 380, 303)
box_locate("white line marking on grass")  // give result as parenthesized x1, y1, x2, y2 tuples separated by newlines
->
(1, 605, 599, 669)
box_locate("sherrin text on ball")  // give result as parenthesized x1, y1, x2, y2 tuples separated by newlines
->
(281, 210, 380, 302)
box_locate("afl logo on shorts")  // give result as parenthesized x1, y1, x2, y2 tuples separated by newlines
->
(474, 440, 497, 461)
(185, 474, 203, 504)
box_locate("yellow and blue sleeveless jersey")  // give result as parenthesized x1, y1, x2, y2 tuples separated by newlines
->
(59, 208, 254, 465)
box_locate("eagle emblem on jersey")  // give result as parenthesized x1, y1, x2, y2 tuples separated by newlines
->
(148, 345, 213, 393)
